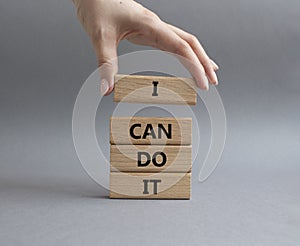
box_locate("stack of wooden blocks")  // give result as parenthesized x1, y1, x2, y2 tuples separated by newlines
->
(109, 74, 197, 199)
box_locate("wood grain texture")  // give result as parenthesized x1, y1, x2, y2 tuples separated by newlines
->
(110, 145, 191, 173)
(110, 172, 191, 199)
(110, 117, 192, 145)
(114, 74, 197, 105)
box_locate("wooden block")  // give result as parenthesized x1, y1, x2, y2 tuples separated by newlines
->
(110, 117, 192, 145)
(110, 145, 191, 173)
(114, 74, 197, 105)
(110, 172, 191, 199)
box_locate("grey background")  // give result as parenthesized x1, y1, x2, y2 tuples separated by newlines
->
(1, 0, 299, 245)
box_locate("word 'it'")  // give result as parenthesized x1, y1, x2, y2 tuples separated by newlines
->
(143, 179, 161, 195)
(130, 123, 172, 139)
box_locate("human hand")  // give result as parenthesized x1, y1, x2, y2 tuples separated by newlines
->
(72, 0, 219, 95)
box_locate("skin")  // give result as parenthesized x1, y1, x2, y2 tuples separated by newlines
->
(72, 0, 219, 95)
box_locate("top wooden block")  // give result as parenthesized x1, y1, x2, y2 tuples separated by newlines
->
(114, 74, 197, 105)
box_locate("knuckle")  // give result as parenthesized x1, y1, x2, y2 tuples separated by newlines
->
(142, 9, 160, 23)
(137, 9, 162, 38)
(140, 9, 161, 32)
(98, 60, 113, 68)
(98, 60, 118, 74)
(188, 34, 198, 46)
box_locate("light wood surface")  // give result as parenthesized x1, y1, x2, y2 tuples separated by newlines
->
(110, 172, 191, 199)
(114, 74, 197, 105)
(110, 145, 191, 173)
(110, 117, 192, 145)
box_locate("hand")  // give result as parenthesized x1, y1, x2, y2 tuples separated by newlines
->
(72, 0, 219, 95)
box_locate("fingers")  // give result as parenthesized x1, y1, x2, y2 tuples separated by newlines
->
(92, 37, 118, 96)
(167, 24, 219, 85)
(140, 20, 210, 90)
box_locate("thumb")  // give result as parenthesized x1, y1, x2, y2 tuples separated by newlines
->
(93, 39, 118, 96)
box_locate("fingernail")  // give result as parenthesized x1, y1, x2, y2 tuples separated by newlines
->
(100, 79, 109, 95)
(212, 72, 219, 85)
(211, 60, 219, 70)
